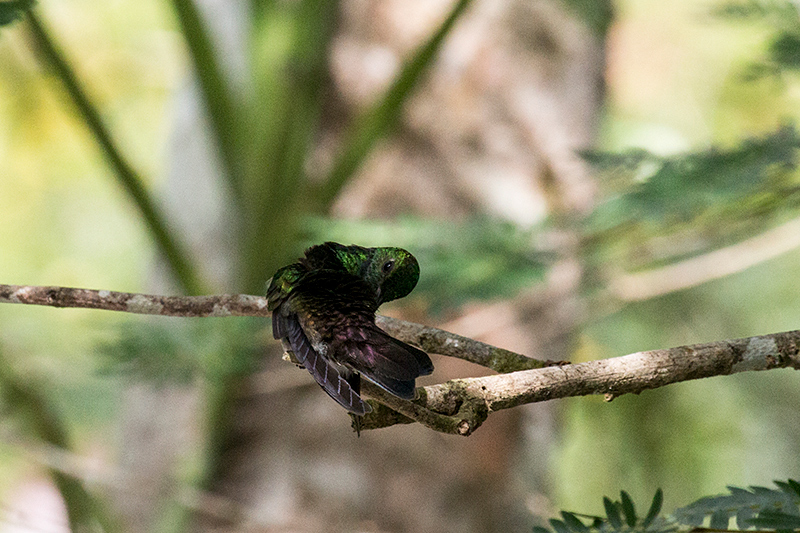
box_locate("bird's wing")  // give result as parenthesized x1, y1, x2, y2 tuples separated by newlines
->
(267, 264, 304, 312)
(270, 267, 433, 406)
(333, 324, 433, 400)
(269, 265, 371, 415)
(281, 313, 371, 415)
(284, 269, 433, 400)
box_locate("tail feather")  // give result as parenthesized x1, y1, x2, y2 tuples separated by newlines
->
(359, 369, 417, 399)
(343, 329, 433, 399)
(272, 313, 287, 339)
(390, 336, 433, 376)
(284, 315, 372, 415)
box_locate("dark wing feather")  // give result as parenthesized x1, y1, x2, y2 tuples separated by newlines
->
(268, 265, 432, 410)
(392, 335, 434, 377)
(362, 372, 416, 399)
(416, 352, 434, 376)
(268, 265, 371, 415)
(287, 270, 434, 400)
(283, 313, 371, 415)
(336, 325, 433, 400)
(272, 312, 288, 339)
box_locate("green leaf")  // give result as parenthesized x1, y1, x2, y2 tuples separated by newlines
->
(549, 519, 570, 533)
(710, 0, 800, 24)
(561, 512, 589, 533)
(642, 489, 663, 528)
(736, 504, 756, 530)
(583, 125, 800, 273)
(788, 479, 800, 497)
(534, 480, 800, 533)
(604, 496, 623, 530)
(710, 0, 785, 20)
(620, 491, 637, 527)
(709, 510, 730, 529)
(712, 1, 800, 80)
(748, 510, 800, 529)
(589, 516, 605, 529)
(559, 0, 614, 37)
(587, 125, 800, 227)
(0, 0, 33, 26)
(774, 479, 800, 499)
(675, 481, 800, 528)
(769, 32, 800, 70)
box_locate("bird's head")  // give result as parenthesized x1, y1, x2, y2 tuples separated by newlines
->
(362, 247, 420, 306)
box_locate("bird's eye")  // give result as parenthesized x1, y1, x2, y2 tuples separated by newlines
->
(382, 259, 395, 273)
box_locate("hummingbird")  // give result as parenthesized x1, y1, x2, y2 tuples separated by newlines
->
(267, 242, 434, 416)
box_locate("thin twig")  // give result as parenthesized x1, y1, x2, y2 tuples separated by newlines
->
(376, 315, 561, 371)
(0, 284, 269, 317)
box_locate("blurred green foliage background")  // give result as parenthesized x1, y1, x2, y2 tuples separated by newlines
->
(1, 0, 800, 531)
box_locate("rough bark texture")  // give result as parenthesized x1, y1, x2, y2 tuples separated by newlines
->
(3, 283, 798, 437)
(362, 330, 800, 433)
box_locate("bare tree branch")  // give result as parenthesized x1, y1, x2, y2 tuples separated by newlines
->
(2, 284, 798, 436)
(0, 284, 551, 374)
(0, 284, 268, 317)
(375, 315, 561, 372)
(361, 329, 800, 435)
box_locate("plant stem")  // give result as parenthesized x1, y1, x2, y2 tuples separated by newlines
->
(25, 11, 205, 295)
(171, 0, 244, 202)
(314, 0, 475, 207)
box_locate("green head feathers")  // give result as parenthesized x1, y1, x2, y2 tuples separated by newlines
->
(362, 247, 420, 305)
(319, 242, 420, 305)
